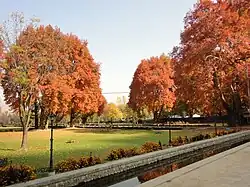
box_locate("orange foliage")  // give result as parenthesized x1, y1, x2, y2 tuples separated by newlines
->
(1, 24, 104, 147)
(128, 54, 175, 120)
(67, 35, 103, 116)
(5, 25, 104, 116)
(172, 0, 250, 116)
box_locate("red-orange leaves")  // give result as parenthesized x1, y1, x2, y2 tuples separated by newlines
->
(128, 54, 176, 120)
(67, 35, 103, 116)
(172, 0, 250, 116)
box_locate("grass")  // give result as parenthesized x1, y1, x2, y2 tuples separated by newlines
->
(0, 128, 216, 169)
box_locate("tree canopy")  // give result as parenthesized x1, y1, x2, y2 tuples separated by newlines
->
(128, 54, 176, 121)
(172, 0, 250, 122)
(0, 22, 104, 148)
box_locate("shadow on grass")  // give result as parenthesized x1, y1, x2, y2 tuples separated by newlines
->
(0, 148, 15, 151)
(64, 128, 147, 134)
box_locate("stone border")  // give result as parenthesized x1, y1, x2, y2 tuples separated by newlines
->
(8, 131, 250, 187)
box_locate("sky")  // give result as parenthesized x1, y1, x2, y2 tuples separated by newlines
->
(0, 0, 197, 109)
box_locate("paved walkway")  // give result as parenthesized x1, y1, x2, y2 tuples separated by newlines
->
(138, 142, 250, 187)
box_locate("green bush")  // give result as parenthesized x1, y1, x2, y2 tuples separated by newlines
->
(0, 164, 36, 186)
(140, 142, 161, 153)
(55, 158, 80, 173)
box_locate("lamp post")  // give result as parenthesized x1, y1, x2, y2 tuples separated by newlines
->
(168, 120, 172, 145)
(49, 114, 55, 173)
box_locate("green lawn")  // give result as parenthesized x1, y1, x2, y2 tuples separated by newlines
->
(0, 128, 214, 169)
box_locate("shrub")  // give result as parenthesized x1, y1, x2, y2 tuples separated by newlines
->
(169, 139, 180, 147)
(217, 131, 224, 136)
(107, 149, 122, 161)
(190, 136, 197, 142)
(55, 158, 80, 173)
(117, 148, 126, 158)
(183, 136, 189, 144)
(197, 134, 204, 141)
(0, 158, 9, 167)
(176, 136, 183, 144)
(210, 133, 217, 138)
(204, 134, 211, 139)
(78, 157, 89, 167)
(141, 142, 161, 153)
(107, 147, 140, 161)
(0, 164, 36, 186)
(86, 156, 102, 166)
(78, 156, 101, 168)
(190, 134, 204, 142)
(124, 147, 140, 157)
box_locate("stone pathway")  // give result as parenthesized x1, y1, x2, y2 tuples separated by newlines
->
(138, 142, 250, 187)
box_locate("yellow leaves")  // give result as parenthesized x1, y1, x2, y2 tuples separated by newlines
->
(103, 103, 123, 120)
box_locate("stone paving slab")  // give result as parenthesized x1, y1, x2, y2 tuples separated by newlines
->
(138, 142, 250, 187)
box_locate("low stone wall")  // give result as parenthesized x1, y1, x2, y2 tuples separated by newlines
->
(9, 130, 250, 187)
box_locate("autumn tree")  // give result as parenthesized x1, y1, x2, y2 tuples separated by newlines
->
(0, 24, 68, 149)
(0, 21, 104, 148)
(0, 12, 40, 149)
(63, 35, 104, 127)
(80, 95, 107, 125)
(103, 103, 123, 122)
(115, 96, 137, 122)
(128, 54, 176, 121)
(172, 0, 250, 125)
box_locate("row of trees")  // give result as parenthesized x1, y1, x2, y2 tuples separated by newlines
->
(0, 0, 249, 149)
(128, 0, 250, 124)
(87, 97, 152, 123)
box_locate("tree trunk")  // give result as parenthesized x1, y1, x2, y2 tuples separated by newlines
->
(159, 105, 164, 119)
(81, 116, 88, 125)
(20, 125, 28, 150)
(20, 109, 32, 150)
(34, 100, 39, 129)
(70, 109, 75, 127)
(153, 111, 158, 122)
(39, 106, 46, 129)
(45, 117, 49, 129)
